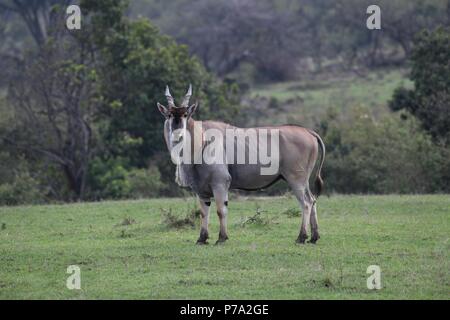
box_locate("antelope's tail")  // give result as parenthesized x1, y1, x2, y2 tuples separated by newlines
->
(308, 130, 325, 198)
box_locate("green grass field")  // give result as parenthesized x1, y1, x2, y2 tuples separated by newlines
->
(0, 195, 448, 299)
(247, 68, 415, 128)
(251, 68, 413, 109)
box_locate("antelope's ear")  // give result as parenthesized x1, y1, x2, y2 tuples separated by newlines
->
(157, 102, 170, 118)
(187, 101, 198, 117)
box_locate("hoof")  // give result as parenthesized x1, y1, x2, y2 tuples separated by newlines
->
(308, 234, 320, 244)
(215, 236, 228, 245)
(197, 228, 209, 245)
(296, 234, 308, 244)
(196, 240, 209, 245)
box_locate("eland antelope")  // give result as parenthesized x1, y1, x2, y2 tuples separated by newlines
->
(157, 85, 325, 245)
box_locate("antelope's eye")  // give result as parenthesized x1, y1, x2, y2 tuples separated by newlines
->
(183, 114, 187, 118)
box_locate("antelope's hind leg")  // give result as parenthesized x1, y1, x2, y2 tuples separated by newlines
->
(196, 197, 211, 245)
(288, 182, 313, 244)
(213, 187, 229, 245)
(308, 191, 320, 244)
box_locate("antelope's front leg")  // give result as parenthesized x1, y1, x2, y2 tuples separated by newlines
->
(196, 197, 211, 245)
(213, 188, 229, 245)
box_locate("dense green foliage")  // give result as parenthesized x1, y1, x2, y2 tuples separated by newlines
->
(83, 1, 240, 161)
(0, 152, 41, 205)
(320, 107, 449, 193)
(390, 27, 450, 144)
(0, 0, 240, 202)
(78, 0, 241, 199)
(0, 195, 448, 299)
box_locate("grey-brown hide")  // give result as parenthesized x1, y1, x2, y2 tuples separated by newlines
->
(157, 85, 325, 245)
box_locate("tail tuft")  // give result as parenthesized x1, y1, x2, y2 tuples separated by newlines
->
(315, 174, 324, 197)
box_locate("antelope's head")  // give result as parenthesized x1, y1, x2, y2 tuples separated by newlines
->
(157, 84, 198, 149)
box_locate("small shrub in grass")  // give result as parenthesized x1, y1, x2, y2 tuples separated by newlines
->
(322, 277, 334, 288)
(116, 217, 136, 226)
(189, 207, 202, 219)
(160, 207, 198, 229)
(241, 212, 266, 226)
(240, 204, 277, 227)
(281, 207, 301, 217)
(119, 229, 132, 238)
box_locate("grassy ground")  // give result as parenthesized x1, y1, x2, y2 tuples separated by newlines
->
(251, 68, 413, 109)
(0, 195, 448, 299)
(246, 68, 414, 128)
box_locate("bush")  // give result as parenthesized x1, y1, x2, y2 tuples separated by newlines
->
(0, 171, 41, 206)
(389, 27, 450, 144)
(127, 166, 167, 199)
(0, 151, 43, 205)
(160, 205, 200, 229)
(320, 106, 449, 194)
(87, 157, 131, 200)
(87, 157, 168, 200)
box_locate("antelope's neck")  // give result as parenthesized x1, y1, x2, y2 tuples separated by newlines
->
(186, 118, 196, 135)
(187, 118, 203, 147)
(175, 118, 200, 188)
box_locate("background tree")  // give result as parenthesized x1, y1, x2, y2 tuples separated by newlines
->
(81, 0, 241, 198)
(0, 0, 71, 47)
(1, 0, 241, 201)
(389, 27, 450, 144)
(319, 106, 449, 194)
(130, 0, 449, 80)
(4, 10, 97, 200)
